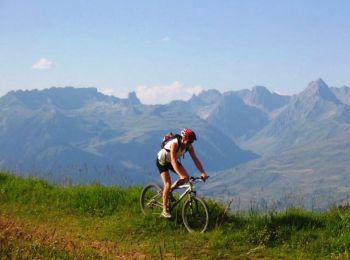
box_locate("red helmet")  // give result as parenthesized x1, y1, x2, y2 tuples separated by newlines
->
(181, 128, 197, 142)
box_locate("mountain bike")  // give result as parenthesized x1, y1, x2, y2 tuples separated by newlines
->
(140, 176, 209, 233)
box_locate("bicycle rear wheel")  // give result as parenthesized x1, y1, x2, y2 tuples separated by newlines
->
(140, 184, 163, 216)
(182, 197, 209, 233)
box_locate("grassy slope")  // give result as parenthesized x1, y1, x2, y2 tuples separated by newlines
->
(1, 172, 350, 259)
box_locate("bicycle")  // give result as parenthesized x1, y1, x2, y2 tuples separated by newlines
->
(140, 176, 209, 233)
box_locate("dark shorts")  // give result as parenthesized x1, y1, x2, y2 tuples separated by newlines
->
(156, 158, 182, 174)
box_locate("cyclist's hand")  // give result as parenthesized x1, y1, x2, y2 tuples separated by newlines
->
(201, 172, 209, 181)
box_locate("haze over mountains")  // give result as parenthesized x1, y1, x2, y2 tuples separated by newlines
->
(1, 79, 350, 209)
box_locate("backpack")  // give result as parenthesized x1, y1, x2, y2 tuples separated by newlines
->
(161, 132, 189, 157)
(161, 132, 182, 152)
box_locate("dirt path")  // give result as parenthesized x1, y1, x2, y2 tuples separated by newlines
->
(0, 214, 149, 259)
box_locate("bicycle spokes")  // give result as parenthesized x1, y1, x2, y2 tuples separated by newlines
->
(182, 197, 209, 233)
(146, 192, 162, 207)
(140, 184, 163, 215)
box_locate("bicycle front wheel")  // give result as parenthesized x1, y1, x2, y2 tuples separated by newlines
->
(182, 197, 209, 233)
(140, 184, 163, 216)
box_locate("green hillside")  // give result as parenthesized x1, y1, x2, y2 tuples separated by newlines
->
(1, 172, 350, 259)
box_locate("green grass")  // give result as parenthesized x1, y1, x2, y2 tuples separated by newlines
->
(1, 171, 350, 258)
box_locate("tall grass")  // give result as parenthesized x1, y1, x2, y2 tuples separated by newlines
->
(2, 171, 350, 258)
(0, 172, 140, 216)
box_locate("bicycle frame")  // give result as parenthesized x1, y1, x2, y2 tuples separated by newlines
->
(169, 178, 200, 211)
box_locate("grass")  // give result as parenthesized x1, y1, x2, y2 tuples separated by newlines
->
(1, 171, 350, 258)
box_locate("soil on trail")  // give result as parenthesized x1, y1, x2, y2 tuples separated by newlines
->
(0, 214, 149, 259)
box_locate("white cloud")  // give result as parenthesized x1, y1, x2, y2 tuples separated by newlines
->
(273, 90, 290, 96)
(98, 88, 129, 99)
(31, 58, 54, 70)
(136, 82, 203, 105)
(99, 88, 114, 96)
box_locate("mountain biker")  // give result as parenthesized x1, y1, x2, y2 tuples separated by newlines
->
(156, 128, 208, 218)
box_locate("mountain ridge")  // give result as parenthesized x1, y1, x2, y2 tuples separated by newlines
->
(1, 79, 350, 208)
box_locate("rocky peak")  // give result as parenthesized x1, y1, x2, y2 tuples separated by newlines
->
(301, 79, 341, 105)
(127, 91, 141, 105)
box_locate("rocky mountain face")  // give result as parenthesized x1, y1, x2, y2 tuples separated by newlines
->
(331, 86, 350, 105)
(234, 86, 290, 113)
(242, 79, 350, 154)
(205, 92, 269, 140)
(187, 87, 285, 140)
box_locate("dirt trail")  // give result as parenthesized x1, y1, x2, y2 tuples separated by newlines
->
(0, 214, 149, 259)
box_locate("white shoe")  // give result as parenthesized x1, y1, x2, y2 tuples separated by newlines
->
(161, 211, 172, 219)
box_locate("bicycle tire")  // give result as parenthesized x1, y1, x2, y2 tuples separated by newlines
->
(140, 184, 163, 216)
(182, 196, 209, 233)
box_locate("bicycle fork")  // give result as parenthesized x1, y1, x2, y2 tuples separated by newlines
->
(187, 191, 198, 215)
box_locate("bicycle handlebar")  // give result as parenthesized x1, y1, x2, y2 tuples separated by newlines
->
(189, 176, 209, 182)
(171, 176, 209, 190)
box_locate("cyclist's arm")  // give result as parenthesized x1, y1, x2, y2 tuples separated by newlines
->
(188, 146, 208, 180)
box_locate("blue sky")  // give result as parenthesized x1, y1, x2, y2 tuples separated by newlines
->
(1, 0, 349, 104)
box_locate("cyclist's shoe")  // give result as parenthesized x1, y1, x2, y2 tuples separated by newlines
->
(161, 211, 172, 219)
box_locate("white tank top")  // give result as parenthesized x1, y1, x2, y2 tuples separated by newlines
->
(157, 138, 187, 164)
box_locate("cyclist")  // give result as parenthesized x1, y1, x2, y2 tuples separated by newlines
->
(156, 128, 208, 218)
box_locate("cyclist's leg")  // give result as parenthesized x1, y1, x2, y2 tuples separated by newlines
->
(160, 171, 172, 214)
(171, 163, 189, 189)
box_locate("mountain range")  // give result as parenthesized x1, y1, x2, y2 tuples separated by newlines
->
(1, 79, 350, 209)
(0, 87, 256, 185)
